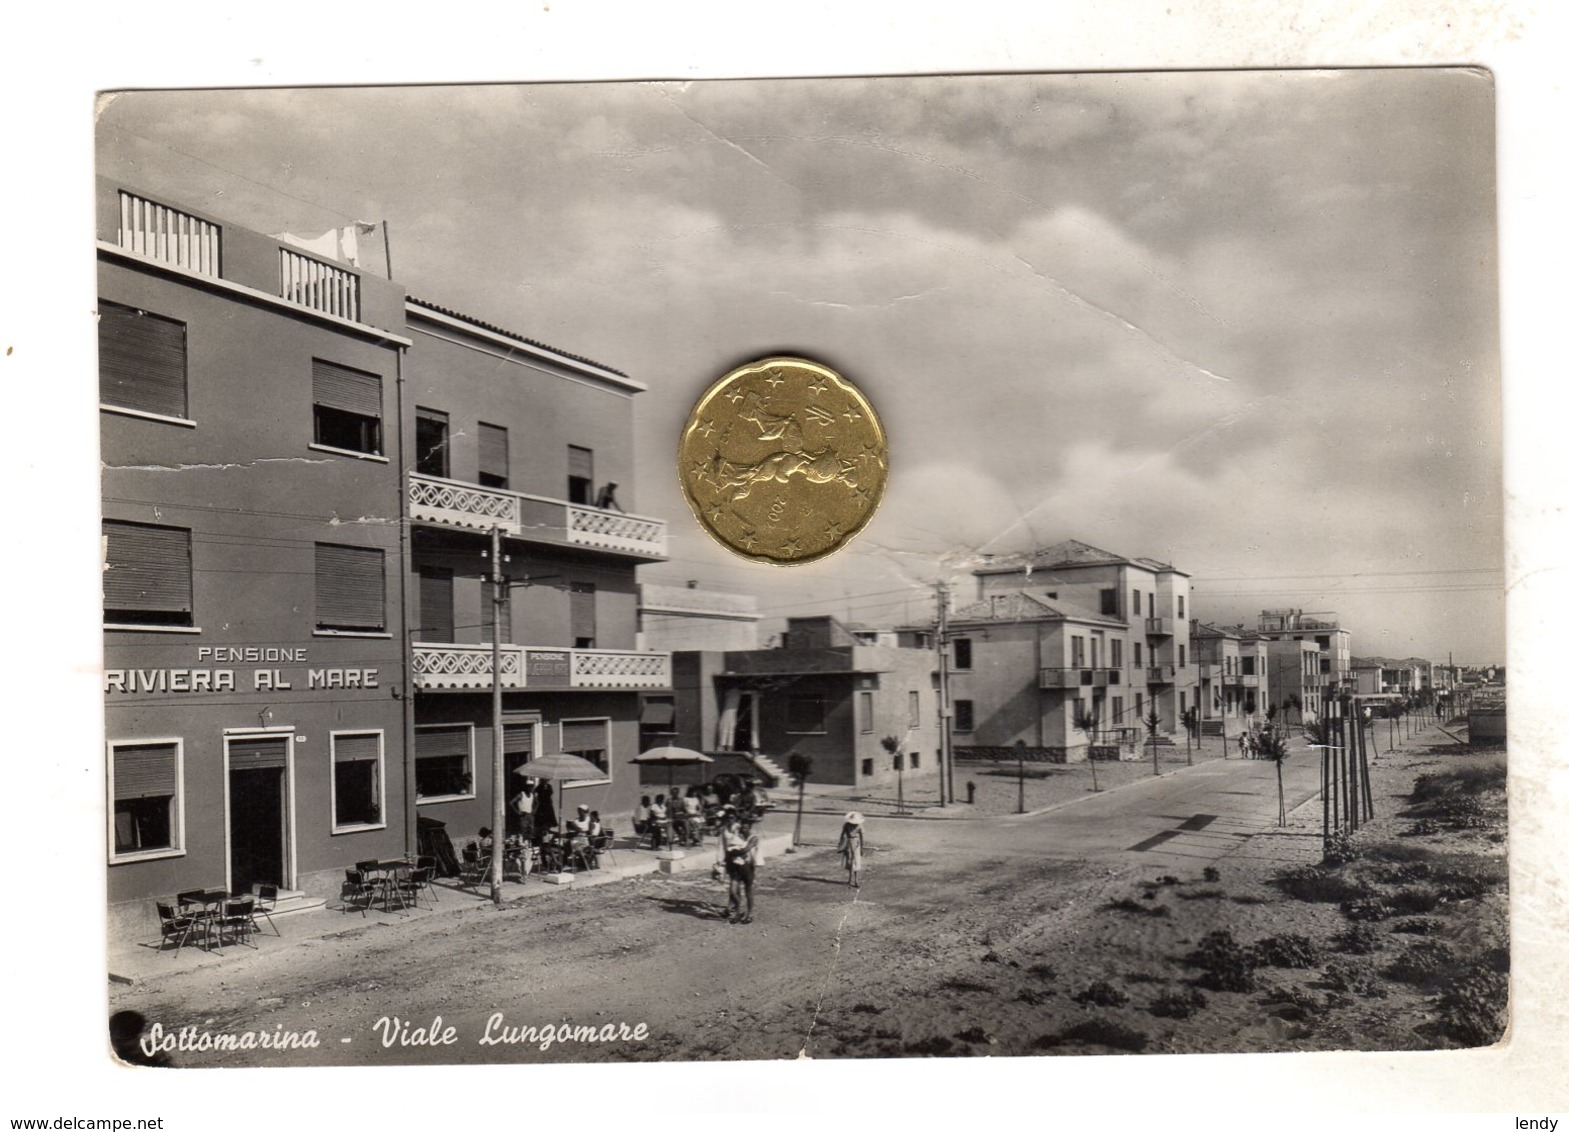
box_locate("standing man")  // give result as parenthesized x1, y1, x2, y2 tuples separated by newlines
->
(721, 811, 759, 924)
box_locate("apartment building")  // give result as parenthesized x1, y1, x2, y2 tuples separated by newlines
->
(99, 181, 669, 933)
(1191, 622, 1269, 737)
(1255, 609, 1353, 696)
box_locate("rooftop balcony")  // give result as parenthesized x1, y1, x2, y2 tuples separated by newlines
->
(1040, 667, 1119, 689)
(409, 473, 668, 561)
(413, 643, 671, 692)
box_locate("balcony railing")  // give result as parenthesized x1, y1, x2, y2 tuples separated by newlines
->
(1145, 664, 1176, 684)
(413, 643, 671, 691)
(117, 191, 220, 276)
(409, 473, 667, 560)
(1145, 617, 1171, 636)
(1040, 667, 1117, 689)
(280, 248, 360, 321)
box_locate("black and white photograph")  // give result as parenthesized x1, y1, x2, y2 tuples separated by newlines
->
(92, 68, 1510, 1067)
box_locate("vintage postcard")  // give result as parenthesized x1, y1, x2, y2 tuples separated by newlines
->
(94, 71, 1507, 1072)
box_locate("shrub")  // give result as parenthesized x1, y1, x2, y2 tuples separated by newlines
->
(955, 1026, 990, 1044)
(903, 1034, 954, 1056)
(1105, 897, 1170, 918)
(1385, 887, 1443, 916)
(1322, 959, 1387, 999)
(1202, 866, 1221, 883)
(1186, 929, 1258, 992)
(1259, 986, 1323, 1020)
(1384, 942, 1459, 987)
(1149, 988, 1208, 1019)
(1252, 933, 1321, 968)
(1073, 980, 1130, 1007)
(1332, 923, 1383, 955)
(1028, 962, 1058, 981)
(1340, 897, 1394, 922)
(1435, 969, 1508, 1047)
(1391, 918, 1440, 935)
(1275, 866, 1372, 904)
(1322, 830, 1361, 866)
(1057, 1019, 1149, 1053)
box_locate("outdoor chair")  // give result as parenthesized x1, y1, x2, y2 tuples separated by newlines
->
(593, 827, 619, 868)
(252, 884, 282, 936)
(343, 868, 375, 916)
(156, 901, 205, 955)
(218, 897, 257, 948)
(414, 857, 439, 902)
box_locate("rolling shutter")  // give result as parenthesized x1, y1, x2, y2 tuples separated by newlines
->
(332, 733, 380, 763)
(561, 719, 607, 752)
(99, 302, 188, 418)
(417, 567, 454, 641)
(568, 445, 593, 480)
(417, 725, 470, 759)
(502, 723, 535, 755)
(569, 582, 595, 642)
(113, 743, 178, 800)
(312, 359, 381, 417)
(229, 736, 289, 769)
(640, 700, 676, 727)
(479, 423, 509, 484)
(316, 544, 385, 630)
(103, 521, 192, 613)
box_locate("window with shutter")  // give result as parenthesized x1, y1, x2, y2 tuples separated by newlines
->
(414, 725, 473, 800)
(417, 567, 454, 642)
(567, 445, 593, 504)
(415, 407, 449, 478)
(332, 731, 383, 829)
(109, 740, 182, 859)
(103, 521, 193, 627)
(560, 717, 611, 779)
(570, 582, 596, 648)
(312, 359, 382, 455)
(478, 422, 509, 489)
(315, 544, 386, 632)
(954, 700, 975, 733)
(98, 301, 189, 420)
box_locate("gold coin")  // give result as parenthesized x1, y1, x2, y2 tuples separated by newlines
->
(679, 356, 887, 565)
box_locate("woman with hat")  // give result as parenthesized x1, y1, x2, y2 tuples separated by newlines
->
(719, 809, 758, 924)
(837, 812, 865, 889)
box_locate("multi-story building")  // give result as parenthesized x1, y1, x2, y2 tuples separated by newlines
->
(1255, 609, 1353, 696)
(1191, 622, 1269, 737)
(99, 181, 670, 934)
(100, 181, 413, 935)
(1265, 637, 1325, 723)
(661, 616, 940, 789)
(955, 541, 1198, 756)
(401, 297, 671, 841)
(638, 582, 761, 653)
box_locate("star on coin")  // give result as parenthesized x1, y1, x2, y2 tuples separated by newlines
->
(738, 529, 758, 549)
(696, 419, 716, 438)
(689, 460, 715, 486)
(708, 504, 727, 524)
(725, 387, 747, 404)
(781, 538, 802, 557)
(765, 370, 785, 388)
(842, 407, 863, 422)
(824, 521, 843, 540)
(807, 376, 829, 395)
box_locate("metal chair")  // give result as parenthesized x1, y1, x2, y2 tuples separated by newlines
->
(593, 827, 619, 868)
(218, 897, 257, 948)
(155, 901, 205, 955)
(252, 884, 282, 935)
(343, 868, 375, 916)
(415, 857, 440, 903)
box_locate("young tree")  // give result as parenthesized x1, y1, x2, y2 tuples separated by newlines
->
(1145, 707, 1162, 776)
(787, 752, 813, 848)
(1256, 725, 1290, 825)
(1180, 706, 1199, 766)
(881, 735, 905, 815)
(1073, 700, 1102, 793)
(1285, 693, 1303, 739)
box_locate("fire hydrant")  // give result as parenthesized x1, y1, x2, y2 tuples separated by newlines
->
(966, 780, 977, 804)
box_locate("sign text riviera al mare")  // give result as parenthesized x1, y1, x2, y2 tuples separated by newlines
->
(104, 647, 379, 694)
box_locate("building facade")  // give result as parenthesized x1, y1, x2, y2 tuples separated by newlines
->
(99, 181, 670, 934)
(1191, 623, 1269, 737)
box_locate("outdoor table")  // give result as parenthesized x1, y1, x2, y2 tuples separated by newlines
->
(177, 889, 227, 949)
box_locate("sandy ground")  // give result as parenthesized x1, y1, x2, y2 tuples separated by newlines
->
(109, 720, 1504, 1065)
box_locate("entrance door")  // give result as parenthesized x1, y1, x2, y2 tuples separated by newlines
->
(228, 735, 290, 894)
(733, 692, 758, 751)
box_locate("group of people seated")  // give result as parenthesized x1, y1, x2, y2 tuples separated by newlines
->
(465, 784, 608, 877)
(631, 781, 760, 848)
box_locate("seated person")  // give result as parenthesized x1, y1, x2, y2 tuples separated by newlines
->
(649, 794, 669, 848)
(568, 804, 593, 835)
(536, 827, 565, 873)
(668, 787, 689, 843)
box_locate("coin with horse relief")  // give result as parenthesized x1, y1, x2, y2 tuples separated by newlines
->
(679, 357, 887, 565)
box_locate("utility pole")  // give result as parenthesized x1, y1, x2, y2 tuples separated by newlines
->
(936, 581, 952, 806)
(489, 525, 506, 906)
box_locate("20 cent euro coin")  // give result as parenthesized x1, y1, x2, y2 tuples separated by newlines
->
(678, 357, 887, 565)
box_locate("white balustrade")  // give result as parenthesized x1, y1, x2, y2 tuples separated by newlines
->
(118, 191, 220, 276)
(413, 643, 670, 691)
(280, 248, 361, 321)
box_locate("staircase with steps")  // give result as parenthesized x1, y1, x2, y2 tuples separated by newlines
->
(743, 751, 788, 788)
(247, 887, 327, 919)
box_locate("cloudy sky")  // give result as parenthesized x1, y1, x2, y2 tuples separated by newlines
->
(97, 70, 1503, 660)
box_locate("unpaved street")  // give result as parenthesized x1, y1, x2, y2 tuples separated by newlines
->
(111, 732, 1498, 1064)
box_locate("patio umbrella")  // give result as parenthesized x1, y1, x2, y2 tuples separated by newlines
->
(630, 746, 714, 794)
(512, 752, 609, 842)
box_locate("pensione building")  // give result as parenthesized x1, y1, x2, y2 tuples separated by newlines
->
(98, 181, 669, 936)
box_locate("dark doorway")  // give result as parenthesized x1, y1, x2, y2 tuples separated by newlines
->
(228, 736, 289, 894)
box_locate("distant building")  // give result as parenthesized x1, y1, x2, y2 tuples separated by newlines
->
(638, 582, 761, 652)
(1191, 622, 1269, 737)
(1254, 609, 1353, 698)
(939, 541, 1199, 759)
(660, 616, 939, 788)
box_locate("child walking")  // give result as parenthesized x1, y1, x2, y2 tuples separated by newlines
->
(837, 811, 865, 888)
